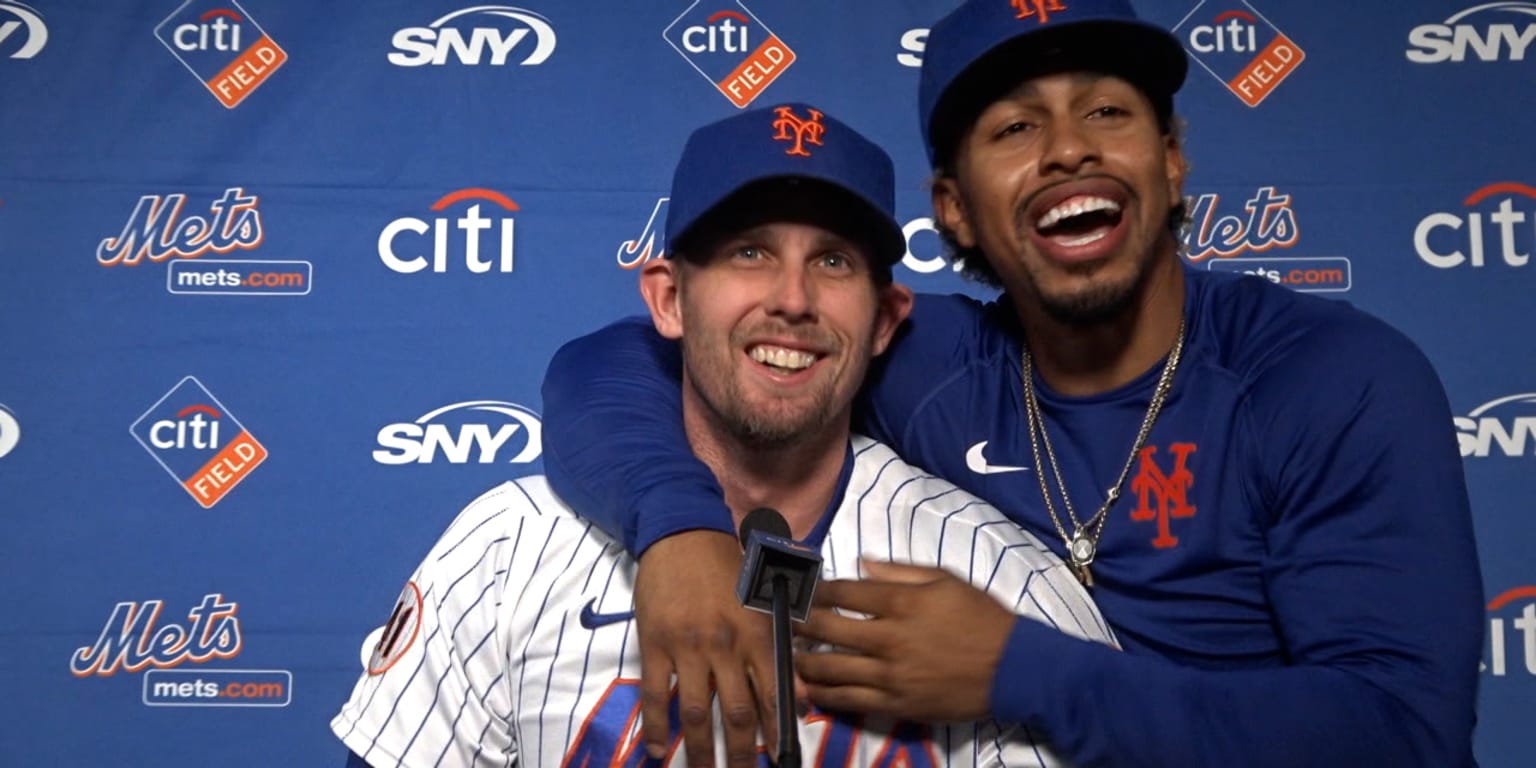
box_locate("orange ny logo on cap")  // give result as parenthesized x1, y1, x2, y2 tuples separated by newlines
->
(1012, 0, 1067, 23)
(771, 106, 825, 157)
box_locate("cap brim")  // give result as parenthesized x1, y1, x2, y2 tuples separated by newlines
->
(670, 176, 906, 268)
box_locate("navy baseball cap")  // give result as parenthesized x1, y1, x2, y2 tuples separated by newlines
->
(919, 0, 1188, 167)
(665, 103, 906, 267)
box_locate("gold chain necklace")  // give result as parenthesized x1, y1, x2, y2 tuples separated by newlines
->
(1020, 316, 1186, 587)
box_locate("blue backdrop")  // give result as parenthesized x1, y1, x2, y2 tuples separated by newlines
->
(1, 1, 1532, 765)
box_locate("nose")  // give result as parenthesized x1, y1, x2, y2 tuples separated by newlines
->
(1038, 114, 1100, 176)
(763, 259, 815, 321)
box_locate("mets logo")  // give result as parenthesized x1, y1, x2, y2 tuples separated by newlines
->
(1012, 0, 1067, 23)
(70, 594, 242, 677)
(772, 106, 824, 157)
(1128, 443, 1197, 548)
(366, 582, 423, 675)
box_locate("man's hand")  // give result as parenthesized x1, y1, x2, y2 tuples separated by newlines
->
(793, 559, 1015, 722)
(634, 530, 777, 767)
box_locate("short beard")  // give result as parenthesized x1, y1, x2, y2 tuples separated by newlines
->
(680, 339, 840, 452)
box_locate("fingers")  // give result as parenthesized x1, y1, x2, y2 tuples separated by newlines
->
(746, 645, 780, 762)
(811, 578, 903, 617)
(672, 643, 717, 767)
(800, 683, 900, 719)
(637, 648, 676, 760)
(714, 646, 763, 768)
(796, 605, 889, 653)
(794, 647, 887, 689)
(859, 558, 947, 584)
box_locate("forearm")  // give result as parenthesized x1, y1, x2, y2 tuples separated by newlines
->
(992, 619, 1470, 768)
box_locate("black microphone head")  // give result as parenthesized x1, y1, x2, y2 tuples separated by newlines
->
(739, 507, 791, 548)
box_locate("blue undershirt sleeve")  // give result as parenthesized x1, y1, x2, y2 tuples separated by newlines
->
(988, 320, 1482, 768)
(540, 316, 733, 555)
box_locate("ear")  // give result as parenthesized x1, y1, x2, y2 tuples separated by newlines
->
(638, 258, 684, 340)
(1163, 132, 1187, 210)
(870, 282, 914, 357)
(931, 175, 976, 248)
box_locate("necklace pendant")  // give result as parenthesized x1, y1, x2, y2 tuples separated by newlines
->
(1075, 563, 1094, 588)
(1068, 533, 1096, 568)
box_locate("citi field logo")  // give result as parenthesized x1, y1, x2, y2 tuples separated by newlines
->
(1485, 586, 1536, 677)
(130, 377, 268, 508)
(1012, 0, 1067, 23)
(617, 197, 670, 269)
(1408, 3, 1536, 63)
(379, 188, 519, 274)
(1184, 186, 1351, 292)
(0, 1, 46, 59)
(771, 105, 825, 157)
(1415, 182, 1534, 269)
(0, 404, 17, 460)
(1456, 393, 1536, 457)
(1128, 443, 1197, 549)
(1174, 0, 1304, 107)
(663, 1, 796, 108)
(374, 400, 542, 465)
(388, 5, 556, 67)
(154, 0, 287, 108)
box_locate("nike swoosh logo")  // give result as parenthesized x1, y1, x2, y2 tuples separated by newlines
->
(966, 441, 1029, 474)
(579, 599, 635, 630)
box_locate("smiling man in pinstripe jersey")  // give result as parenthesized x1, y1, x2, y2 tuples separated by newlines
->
(332, 104, 1112, 767)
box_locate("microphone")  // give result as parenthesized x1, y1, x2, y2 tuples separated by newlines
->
(736, 508, 820, 768)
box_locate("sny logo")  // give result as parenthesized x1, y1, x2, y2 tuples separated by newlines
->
(772, 105, 824, 157)
(1129, 443, 1197, 548)
(374, 400, 543, 465)
(379, 188, 519, 274)
(1012, 0, 1066, 23)
(154, 0, 287, 108)
(1456, 393, 1536, 457)
(664, 1, 796, 108)
(1416, 182, 1534, 269)
(130, 377, 268, 508)
(70, 594, 242, 677)
(389, 5, 556, 67)
(97, 187, 263, 267)
(1174, 0, 1304, 107)
(0, 0, 46, 59)
(1408, 3, 1536, 63)
(617, 197, 670, 269)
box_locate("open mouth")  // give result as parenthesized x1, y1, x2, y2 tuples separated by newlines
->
(1035, 195, 1124, 247)
(748, 344, 819, 374)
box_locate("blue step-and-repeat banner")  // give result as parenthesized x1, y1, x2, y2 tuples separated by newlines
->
(1, 1, 1532, 765)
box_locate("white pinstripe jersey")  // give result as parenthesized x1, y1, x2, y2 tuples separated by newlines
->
(333, 436, 1115, 767)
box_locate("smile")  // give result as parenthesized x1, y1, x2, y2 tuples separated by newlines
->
(748, 344, 818, 372)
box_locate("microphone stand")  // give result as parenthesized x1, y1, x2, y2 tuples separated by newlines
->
(771, 573, 801, 768)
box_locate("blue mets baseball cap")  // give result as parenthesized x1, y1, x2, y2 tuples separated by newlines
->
(665, 103, 906, 267)
(919, 0, 1188, 167)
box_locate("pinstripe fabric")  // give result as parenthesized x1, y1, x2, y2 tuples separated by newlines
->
(332, 436, 1114, 767)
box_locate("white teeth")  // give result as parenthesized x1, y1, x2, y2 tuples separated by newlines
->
(1056, 230, 1109, 247)
(750, 345, 817, 370)
(1036, 196, 1121, 230)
